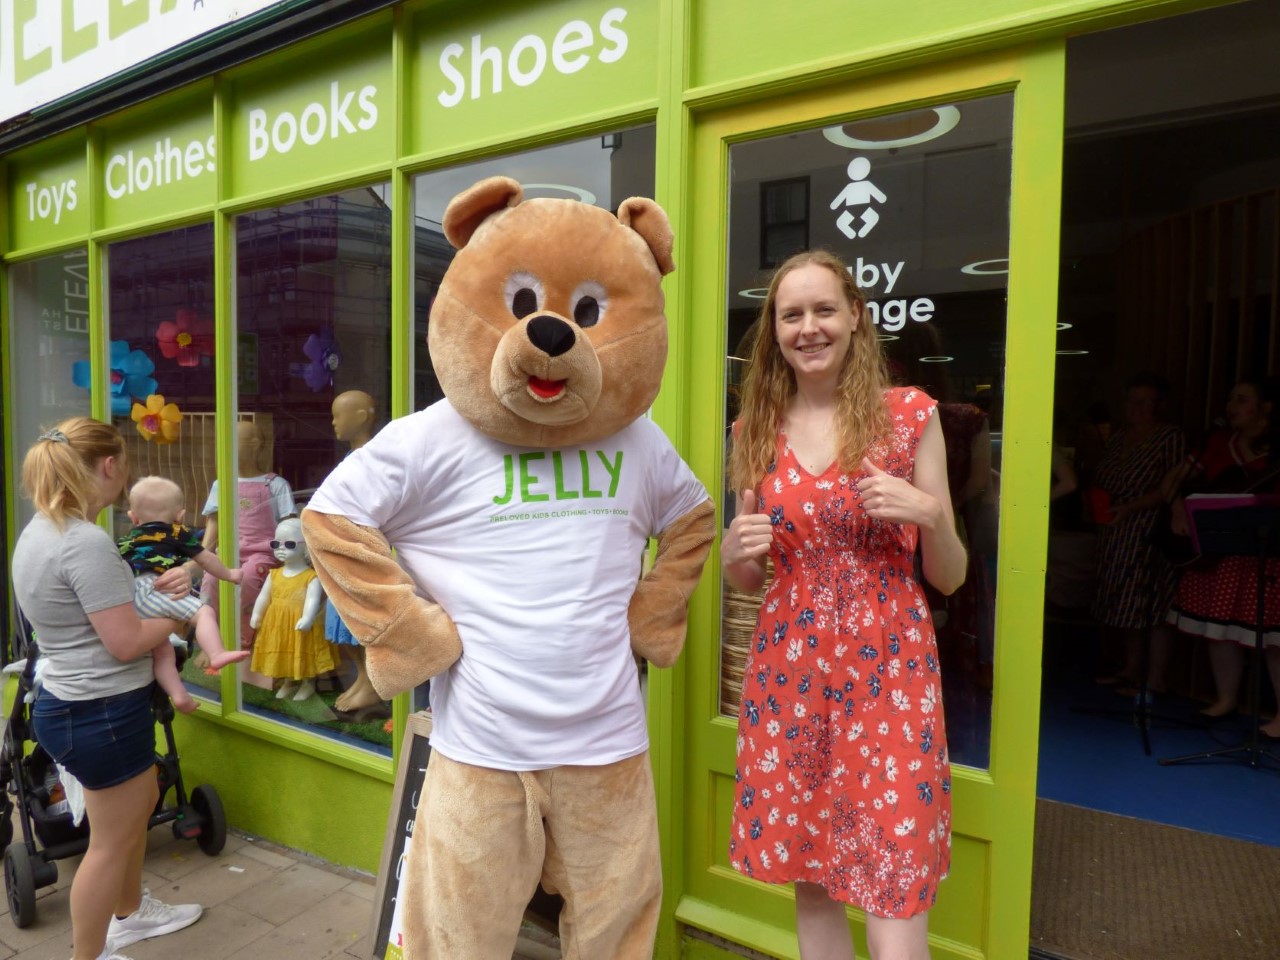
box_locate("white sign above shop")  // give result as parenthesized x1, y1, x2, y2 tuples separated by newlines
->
(0, 0, 293, 125)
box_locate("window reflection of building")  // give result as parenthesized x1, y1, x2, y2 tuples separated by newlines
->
(232, 187, 393, 753)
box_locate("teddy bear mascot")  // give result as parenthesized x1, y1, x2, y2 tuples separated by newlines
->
(302, 177, 715, 959)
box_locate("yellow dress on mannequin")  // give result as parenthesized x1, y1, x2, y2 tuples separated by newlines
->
(250, 566, 335, 681)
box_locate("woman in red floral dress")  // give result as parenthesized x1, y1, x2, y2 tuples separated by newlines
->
(723, 250, 967, 960)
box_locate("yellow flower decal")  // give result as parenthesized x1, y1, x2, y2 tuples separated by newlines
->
(131, 394, 182, 444)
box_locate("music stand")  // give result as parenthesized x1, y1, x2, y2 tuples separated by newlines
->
(1159, 494, 1280, 769)
(1072, 621, 1194, 757)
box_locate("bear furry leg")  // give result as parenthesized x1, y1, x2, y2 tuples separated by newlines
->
(403, 752, 661, 960)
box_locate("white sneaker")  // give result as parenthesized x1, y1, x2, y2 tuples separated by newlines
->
(105, 889, 202, 951)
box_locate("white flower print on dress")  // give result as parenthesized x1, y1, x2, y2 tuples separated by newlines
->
(920, 683, 938, 714)
(760, 747, 780, 773)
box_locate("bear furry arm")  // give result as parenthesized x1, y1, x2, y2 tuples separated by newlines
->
(301, 508, 462, 697)
(627, 498, 716, 668)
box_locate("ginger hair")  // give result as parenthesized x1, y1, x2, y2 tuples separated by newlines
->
(729, 250, 889, 494)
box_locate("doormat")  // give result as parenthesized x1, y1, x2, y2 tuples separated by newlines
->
(1031, 800, 1280, 959)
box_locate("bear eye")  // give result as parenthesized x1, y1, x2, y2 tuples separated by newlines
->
(504, 272, 544, 320)
(570, 281, 608, 329)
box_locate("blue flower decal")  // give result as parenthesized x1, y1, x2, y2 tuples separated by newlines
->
(73, 340, 157, 416)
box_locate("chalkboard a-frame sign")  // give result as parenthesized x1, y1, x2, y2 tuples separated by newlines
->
(368, 712, 564, 958)
(369, 712, 434, 959)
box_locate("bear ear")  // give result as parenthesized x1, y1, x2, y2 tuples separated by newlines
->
(443, 177, 524, 249)
(617, 197, 675, 276)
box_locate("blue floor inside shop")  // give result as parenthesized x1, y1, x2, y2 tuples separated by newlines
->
(1036, 618, 1280, 848)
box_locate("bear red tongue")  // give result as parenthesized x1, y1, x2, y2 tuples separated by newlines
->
(528, 376, 566, 399)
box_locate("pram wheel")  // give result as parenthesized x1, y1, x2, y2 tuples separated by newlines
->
(4, 843, 37, 928)
(190, 785, 226, 856)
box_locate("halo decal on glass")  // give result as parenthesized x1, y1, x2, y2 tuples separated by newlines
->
(960, 258, 1010, 276)
(822, 106, 961, 150)
(1056, 349, 1089, 356)
(738, 288, 769, 299)
(519, 183, 598, 205)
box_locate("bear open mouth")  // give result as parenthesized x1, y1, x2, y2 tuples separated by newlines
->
(527, 376, 567, 400)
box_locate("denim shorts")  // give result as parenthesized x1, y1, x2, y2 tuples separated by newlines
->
(32, 684, 157, 790)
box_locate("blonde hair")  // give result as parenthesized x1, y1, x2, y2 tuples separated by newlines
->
(729, 250, 889, 493)
(21, 417, 126, 530)
(128, 476, 186, 523)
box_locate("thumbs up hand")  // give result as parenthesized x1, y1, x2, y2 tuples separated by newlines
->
(722, 488, 774, 566)
(857, 457, 937, 526)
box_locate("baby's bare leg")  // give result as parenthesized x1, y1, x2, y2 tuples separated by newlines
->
(192, 605, 251, 669)
(153, 642, 197, 714)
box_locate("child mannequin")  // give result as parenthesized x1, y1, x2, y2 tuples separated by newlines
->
(327, 390, 383, 712)
(118, 476, 251, 712)
(201, 420, 296, 649)
(249, 517, 335, 701)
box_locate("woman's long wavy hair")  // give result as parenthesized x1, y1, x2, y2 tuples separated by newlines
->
(22, 417, 125, 530)
(729, 250, 889, 494)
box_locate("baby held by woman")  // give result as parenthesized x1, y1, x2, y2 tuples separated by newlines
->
(117, 476, 250, 712)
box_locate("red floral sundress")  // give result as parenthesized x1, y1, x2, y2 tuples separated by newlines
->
(729, 387, 951, 919)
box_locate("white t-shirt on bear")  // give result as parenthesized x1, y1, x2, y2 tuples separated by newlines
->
(308, 399, 709, 770)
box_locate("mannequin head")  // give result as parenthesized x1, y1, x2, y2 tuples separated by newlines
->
(270, 517, 309, 570)
(331, 390, 376, 449)
(237, 420, 267, 476)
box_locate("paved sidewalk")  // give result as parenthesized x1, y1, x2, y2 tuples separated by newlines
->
(0, 824, 561, 960)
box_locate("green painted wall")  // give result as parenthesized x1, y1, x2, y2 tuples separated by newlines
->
(168, 713, 392, 873)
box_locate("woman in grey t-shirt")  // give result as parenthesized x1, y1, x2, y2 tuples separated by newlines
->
(12, 418, 203, 960)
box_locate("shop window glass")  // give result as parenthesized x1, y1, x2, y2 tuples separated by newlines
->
(232, 186, 393, 755)
(106, 225, 220, 705)
(720, 96, 1013, 770)
(409, 124, 657, 712)
(7, 251, 92, 534)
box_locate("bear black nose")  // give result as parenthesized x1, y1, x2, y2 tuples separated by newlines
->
(526, 315, 576, 358)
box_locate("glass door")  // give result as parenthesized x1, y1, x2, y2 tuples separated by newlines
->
(662, 46, 1065, 959)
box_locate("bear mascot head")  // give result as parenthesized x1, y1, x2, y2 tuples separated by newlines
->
(430, 175, 675, 448)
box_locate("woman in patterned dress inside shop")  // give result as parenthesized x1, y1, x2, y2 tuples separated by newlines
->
(722, 250, 967, 960)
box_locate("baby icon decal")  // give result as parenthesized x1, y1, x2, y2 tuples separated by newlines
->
(830, 157, 886, 240)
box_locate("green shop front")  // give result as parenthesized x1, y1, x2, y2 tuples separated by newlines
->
(2, 1, 1265, 957)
